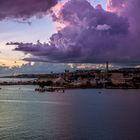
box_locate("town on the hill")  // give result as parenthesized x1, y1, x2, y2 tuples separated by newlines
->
(1, 62, 140, 89)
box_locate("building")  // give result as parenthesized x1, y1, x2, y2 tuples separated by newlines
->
(111, 73, 125, 85)
(53, 77, 66, 86)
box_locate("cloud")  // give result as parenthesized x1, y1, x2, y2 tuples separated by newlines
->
(107, 0, 140, 60)
(0, 0, 59, 20)
(107, 0, 140, 34)
(8, 0, 140, 63)
(0, 62, 77, 75)
(1, 62, 140, 76)
(96, 24, 111, 31)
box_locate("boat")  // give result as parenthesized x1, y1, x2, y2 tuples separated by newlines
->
(46, 88, 55, 92)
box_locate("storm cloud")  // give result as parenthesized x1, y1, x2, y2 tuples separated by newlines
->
(0, 0, 58, 20)
(8, 0, 140, 63)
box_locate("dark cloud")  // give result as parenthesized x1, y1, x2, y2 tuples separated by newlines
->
(0, 0, 58, 20)
(107, 0, 140, 35)
(9, 0, 140, 63)
(107, 0, 140, 61)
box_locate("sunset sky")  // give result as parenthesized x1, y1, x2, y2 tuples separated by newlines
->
(0, 0, 139, 74)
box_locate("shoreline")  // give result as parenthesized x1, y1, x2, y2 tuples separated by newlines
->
(0, 83, 140, 90)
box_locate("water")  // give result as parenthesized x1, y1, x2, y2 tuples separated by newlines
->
(0, 86, 140, 140)
(0, 78, 36, 82)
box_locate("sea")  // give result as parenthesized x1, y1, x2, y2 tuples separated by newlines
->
(0, 84, 140, 140)
(0, 78, 36, 82)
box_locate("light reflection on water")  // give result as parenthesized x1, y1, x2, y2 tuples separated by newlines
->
(0, 99, 69, 105)
(0, 86, 140, 140)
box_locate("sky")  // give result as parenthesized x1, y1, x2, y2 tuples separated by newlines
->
(0, 0, 140, 75)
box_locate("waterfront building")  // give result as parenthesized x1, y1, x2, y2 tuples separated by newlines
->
(53, 77, 66, 86)
(111, 73, 125, 85)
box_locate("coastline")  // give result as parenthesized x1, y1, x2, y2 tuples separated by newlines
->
(0, 81, 140, 90)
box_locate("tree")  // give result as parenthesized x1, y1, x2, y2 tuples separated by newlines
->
(45, 80, 53, 86)
(38, 80, 53, 88)
(38, 81, 46, 88)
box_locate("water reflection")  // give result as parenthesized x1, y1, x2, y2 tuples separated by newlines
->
(0, 86, 140, 140)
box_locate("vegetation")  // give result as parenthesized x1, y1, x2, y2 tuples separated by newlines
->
(38, 80, 53, 88)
